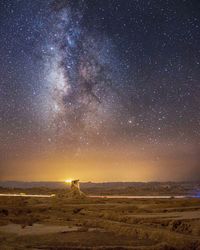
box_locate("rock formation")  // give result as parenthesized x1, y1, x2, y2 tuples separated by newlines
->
(68, 179, 86, 198)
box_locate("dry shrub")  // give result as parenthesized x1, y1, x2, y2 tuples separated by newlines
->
(0, 209, 9, 216)
(73, 207, 83, 214)
(169, 220, 192, 234)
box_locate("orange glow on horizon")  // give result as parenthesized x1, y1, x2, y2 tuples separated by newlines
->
(1, 141, 197, 182)
(64, 179, 72, 184)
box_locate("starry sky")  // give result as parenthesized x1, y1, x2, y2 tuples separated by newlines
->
(0, 0, 200, 182)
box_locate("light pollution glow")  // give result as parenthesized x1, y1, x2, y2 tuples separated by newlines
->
(1, 141, 199, 182)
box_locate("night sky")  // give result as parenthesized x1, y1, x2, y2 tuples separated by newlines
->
(0, 0, 200, 181)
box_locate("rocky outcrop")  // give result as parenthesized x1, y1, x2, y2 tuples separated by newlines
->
(68, 180, 86, 199)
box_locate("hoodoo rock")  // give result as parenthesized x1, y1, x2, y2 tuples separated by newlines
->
(68, 179, 86, 198)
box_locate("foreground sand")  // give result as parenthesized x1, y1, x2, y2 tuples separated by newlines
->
(0, 191, 200, 249)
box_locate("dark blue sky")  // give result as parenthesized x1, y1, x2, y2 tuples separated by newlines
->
(0, 0, 200, 181)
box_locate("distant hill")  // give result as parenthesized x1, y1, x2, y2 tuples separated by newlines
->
(0, 180, 199, 188)
(0, 181, 66, 189)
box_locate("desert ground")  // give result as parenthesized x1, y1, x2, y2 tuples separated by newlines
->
(0, 184, 200, 250)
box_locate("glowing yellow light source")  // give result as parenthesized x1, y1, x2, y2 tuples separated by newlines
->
(64, 179, 72, 184)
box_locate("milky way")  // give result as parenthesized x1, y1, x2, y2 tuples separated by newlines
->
(40, 1, 124, 150)
(0, 0, 200, 181)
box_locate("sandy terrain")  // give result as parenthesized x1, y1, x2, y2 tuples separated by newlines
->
(0, 188, 200, 249)
(0, 223, 80, 235)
